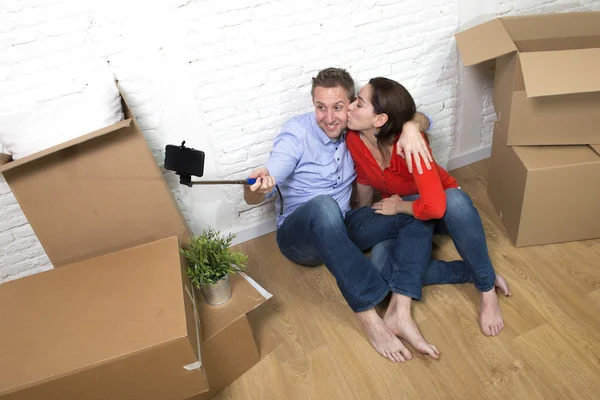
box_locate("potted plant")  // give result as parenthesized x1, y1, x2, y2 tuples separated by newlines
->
(181, 228, 248, 305)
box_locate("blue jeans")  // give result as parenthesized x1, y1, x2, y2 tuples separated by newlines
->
(276, 195, 469, 312)
(370, 241, 473, 286)
(396, 188, 496, 292)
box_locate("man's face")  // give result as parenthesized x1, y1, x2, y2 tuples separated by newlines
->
(312, 86, 352, 140)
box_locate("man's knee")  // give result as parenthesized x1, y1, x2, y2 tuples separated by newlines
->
(306, 195, 343, 228)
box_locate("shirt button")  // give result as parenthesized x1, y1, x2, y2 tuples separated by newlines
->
(337, 177, 340, 179)
(337, 158, 340, 161)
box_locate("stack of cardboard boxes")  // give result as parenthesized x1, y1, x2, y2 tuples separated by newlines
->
(0, 90, 282, 399)
(455, 11, 600, 247)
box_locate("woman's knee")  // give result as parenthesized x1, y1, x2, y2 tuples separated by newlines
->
(369, 239, 395, 275)
(445, 188, 474, 212)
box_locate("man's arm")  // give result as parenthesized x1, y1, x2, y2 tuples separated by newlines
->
(244, 168, 275, 204)
(410, 112, 431, 132)
(243, 130, 302, 205)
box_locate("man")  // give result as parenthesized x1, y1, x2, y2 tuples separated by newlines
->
(244, 68, 445, 362)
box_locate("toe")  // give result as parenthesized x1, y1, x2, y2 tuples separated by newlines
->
(426, 344, 440, 360)
(383, 349, 394, 362)
(483, 325, 492, 336)
(394, 350, 405, 363)
(400, 346, 413, 361)
(430, 344, 441, 356)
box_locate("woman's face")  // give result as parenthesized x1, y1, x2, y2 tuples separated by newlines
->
(347, 84, 380, 131)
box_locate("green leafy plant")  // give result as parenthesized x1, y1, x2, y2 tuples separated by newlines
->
(182, 228, 248, 287)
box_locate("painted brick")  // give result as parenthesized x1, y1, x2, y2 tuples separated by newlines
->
(1, 0, 597, 282)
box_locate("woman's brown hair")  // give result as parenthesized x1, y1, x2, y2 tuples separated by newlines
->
(368, 77, 420, 155)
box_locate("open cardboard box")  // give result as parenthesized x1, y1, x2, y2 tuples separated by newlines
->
(455, 12, 600, 146)
(0, 89, 282, 399)
(487, 121, 600, 247)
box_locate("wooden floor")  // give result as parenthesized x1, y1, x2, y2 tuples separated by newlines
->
(220, 159, 600, 400)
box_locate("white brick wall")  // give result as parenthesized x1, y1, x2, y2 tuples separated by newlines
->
(1, 0, 599, 283)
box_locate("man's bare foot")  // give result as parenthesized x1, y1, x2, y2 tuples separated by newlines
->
(480, 274, 511, 336)
(356, 309, 413, 363)
(383, 293, 440, 360)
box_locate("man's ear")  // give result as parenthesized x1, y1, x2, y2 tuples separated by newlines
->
(374, 113, 388, 128)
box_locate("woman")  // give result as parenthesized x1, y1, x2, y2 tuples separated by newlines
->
(346, 77, 511, 337)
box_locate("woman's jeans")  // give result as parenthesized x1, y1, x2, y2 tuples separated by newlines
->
(276, 194, 474, 312)
(381, 188, 495, 292)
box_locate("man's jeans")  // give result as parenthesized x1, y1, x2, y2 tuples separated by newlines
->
(276, 195, 472, 312)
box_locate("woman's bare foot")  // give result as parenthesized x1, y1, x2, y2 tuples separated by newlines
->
(495, 274, 512, 297)
(479, 275, 511, 336)
(356, 309, 413, 363)
(383, 293, 440, 360)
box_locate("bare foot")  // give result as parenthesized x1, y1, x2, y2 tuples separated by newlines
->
(356, 309, 413, 363)
(495, 274, 512, 297)
(480, 275, 511, 336)
(383, 293, 440, 360)
(480, 291, 503, 337)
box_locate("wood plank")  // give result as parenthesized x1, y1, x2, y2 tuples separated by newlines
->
(222, 159, 600, 400)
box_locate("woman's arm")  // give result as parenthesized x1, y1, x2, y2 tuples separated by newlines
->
(356, 183, 375, 207)
(397, 112, 433, 174)
(372, 195, 415, 216)
(410, 156, 447, 219)
(372, 154, 446, 219)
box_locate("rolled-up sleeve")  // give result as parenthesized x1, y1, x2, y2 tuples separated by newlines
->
(263, 130, 303, 198)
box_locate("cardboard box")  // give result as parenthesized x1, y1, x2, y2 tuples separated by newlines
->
(188, 274, 284, 400)
(455, 12, 600, 146)
(0, 237, 208, 400)
(0, 99, 190, 267)
(0, 89, 282, 398)
(488, 121, 600, 247)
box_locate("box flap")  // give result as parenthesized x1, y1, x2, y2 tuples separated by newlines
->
(0, 119, 132, 174)
(198, 273, 268, 341)
(455, 18, 517, 66)
(246, 310, 284, 358)
(1, 117, 191, 267)
(520, 48, 600, 97)
(514, 142, 600, 171)
(502, 12, 600, 51)
(591, 144, 600, 156)
(0, 237, 195, 395)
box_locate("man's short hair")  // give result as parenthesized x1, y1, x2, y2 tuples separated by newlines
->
(311, 67, 356, 102)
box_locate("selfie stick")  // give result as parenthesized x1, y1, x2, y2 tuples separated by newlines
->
(187, 178, 257, 185)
